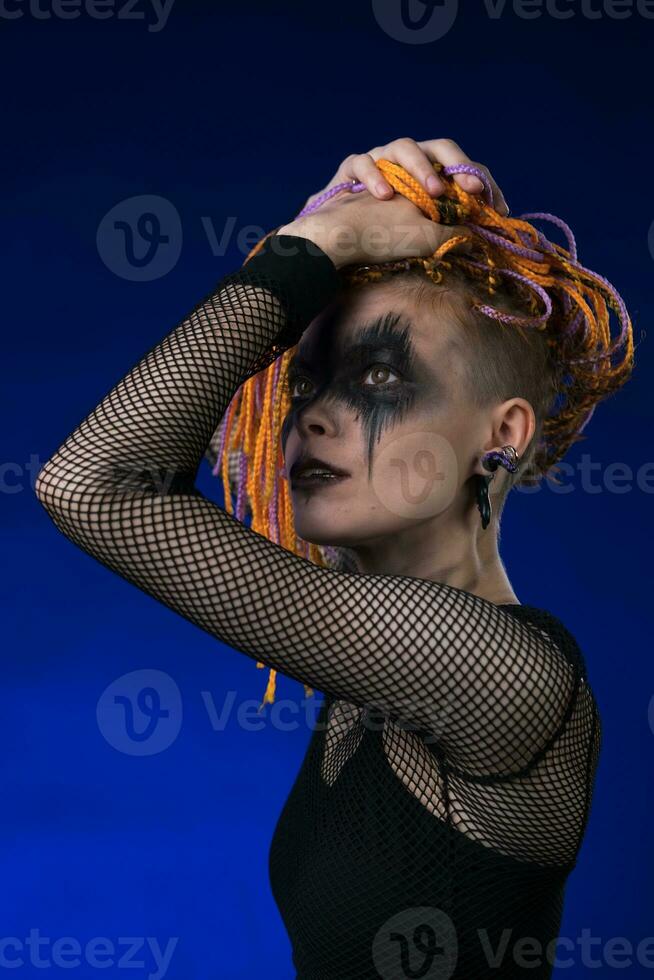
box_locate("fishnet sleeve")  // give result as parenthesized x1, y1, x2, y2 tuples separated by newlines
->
(35, 234, 582, 778)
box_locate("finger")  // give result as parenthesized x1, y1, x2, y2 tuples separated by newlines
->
(465, 160, 509, 216)
(416, 138, 483, 194)
(368, 137, 446, 197)
(418, 139, 509, 216)
(340, 153, 394, 200)
(369, 136, 508, 215)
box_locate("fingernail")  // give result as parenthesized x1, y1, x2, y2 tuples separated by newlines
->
(427, 175, 441, 195)
(375, 181, 391, 197)
(466, 175, 484, 192)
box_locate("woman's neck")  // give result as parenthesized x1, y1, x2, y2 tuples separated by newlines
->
(344, 513, 518, 605)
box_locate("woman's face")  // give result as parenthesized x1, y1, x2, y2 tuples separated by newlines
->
(280, 282, 488, 548)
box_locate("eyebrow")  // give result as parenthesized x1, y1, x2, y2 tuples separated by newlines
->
(288, 311, 420, 376)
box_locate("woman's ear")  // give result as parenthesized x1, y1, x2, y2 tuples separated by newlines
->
(470, 398, 535, 479)
(491, 397, 535, 462)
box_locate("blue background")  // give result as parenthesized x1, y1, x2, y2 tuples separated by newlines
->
(3, 1, 652, 977)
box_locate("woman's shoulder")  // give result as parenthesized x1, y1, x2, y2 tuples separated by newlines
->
(497, 602, 589, 679)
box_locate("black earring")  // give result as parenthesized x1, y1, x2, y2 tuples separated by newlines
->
(476, 445, 520, 530)
(475, 474, 494, 530)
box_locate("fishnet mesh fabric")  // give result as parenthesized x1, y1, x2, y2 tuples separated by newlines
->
(36, 238, 601, 980)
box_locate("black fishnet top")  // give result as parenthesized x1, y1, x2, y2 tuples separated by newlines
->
(35, 234, 602, 980)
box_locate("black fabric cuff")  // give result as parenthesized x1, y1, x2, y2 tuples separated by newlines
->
(232, 234, 343, 341)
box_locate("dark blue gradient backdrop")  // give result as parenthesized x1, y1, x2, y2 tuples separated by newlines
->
(3, 2, 653, 977)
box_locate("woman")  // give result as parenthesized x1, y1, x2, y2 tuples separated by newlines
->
(35, 137, 633, 979)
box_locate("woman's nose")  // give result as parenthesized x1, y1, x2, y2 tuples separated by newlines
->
(295, 398, 340, 437)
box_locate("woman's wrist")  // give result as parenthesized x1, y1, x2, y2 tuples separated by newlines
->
(276, 219, 349, 270)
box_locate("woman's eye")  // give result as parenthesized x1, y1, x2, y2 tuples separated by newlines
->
(362, 364, 401, 387)
(288, 377, 314, 400)
(286, 364, 402, 401)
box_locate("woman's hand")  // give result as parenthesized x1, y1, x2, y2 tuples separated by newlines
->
(277, 190, 469, 269)
(296, 137, 509, 217)
(277, 137, 507, 270)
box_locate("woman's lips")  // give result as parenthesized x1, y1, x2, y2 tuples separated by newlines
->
(290, 473, 351, 489)
(289, 454, 351, 482)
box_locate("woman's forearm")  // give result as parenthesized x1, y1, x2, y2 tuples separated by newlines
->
(35, 235, 342, 511)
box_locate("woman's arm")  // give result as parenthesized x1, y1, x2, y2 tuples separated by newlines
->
(35, 228, 582, 780)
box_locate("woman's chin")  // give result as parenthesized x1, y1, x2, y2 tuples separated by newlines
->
(293, 521, 343, 547)
(291, 510, 353, 548)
